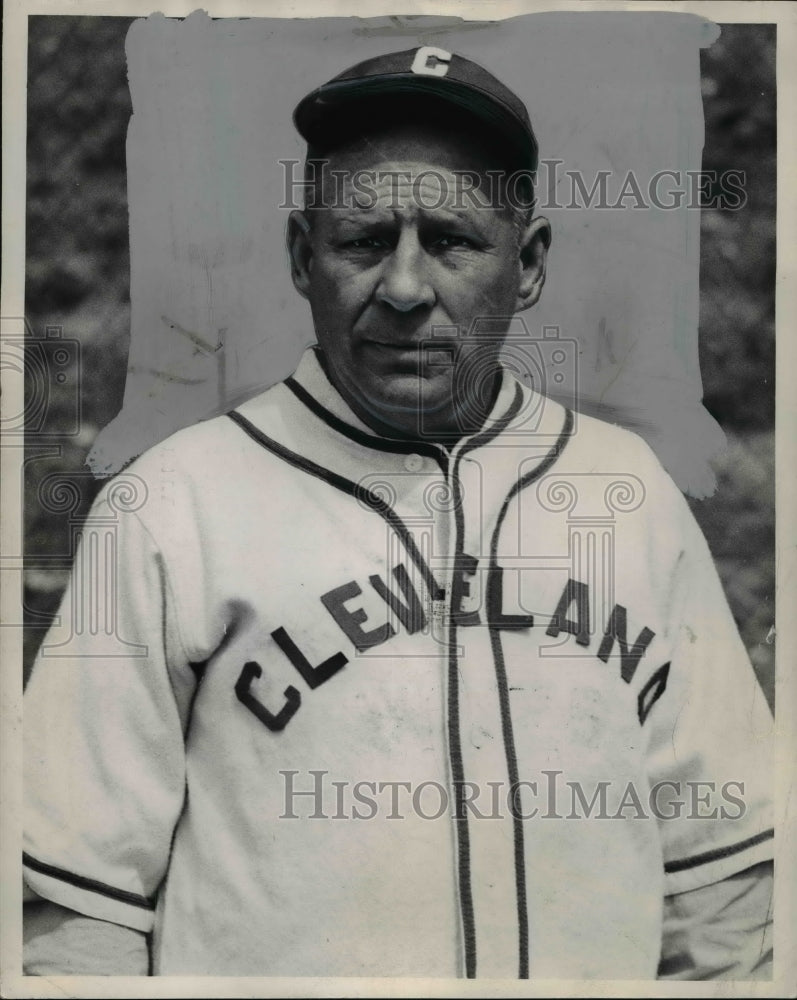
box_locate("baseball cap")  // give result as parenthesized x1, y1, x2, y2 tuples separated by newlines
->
(293, 46, 539, 173)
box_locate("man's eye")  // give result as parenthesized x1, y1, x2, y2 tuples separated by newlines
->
(433, 234, 476, 249)
(343, 237, 388, 250)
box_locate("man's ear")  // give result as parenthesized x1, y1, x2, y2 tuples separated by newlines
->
(287, 210, 313, 300)
(515, 215, 551, 313)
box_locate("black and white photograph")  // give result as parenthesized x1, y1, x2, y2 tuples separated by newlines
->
(1, 1, 794, 995)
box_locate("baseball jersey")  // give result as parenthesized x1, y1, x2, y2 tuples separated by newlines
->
(24, 345, 774, 978)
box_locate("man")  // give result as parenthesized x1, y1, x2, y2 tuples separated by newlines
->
(23, 47, 773, 979)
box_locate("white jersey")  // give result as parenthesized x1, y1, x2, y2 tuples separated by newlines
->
(24, 346, 774, 978)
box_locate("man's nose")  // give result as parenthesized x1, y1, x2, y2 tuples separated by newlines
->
(375, 232, 435, 313)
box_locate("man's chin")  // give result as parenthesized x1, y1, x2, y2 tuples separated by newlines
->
(346, 374, 455, 439)
(363, 372, 452, 417)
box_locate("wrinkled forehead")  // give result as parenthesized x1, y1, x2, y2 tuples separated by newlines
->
(307, 124, 524, 216)
(313, 162, 509, 216)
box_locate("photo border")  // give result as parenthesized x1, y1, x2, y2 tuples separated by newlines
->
(2, 2, 794, 997)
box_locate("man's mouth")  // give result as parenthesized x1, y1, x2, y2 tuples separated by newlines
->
(362, 336, 456, 353)
(364, 337, 423, 350)
(361, 339, 456, 372)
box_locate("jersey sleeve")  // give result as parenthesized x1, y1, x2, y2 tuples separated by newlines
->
(657, 860, 773, 980)
(642, 459, 774, 896)
(23, 486, 198, 932)
(24, 900, 150, 976)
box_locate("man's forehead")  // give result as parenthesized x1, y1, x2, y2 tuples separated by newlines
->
(311, 155, 515, 216)
(331, 161, 498, 192)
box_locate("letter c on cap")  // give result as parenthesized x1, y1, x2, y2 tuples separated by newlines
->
(411, 47, 452, 78)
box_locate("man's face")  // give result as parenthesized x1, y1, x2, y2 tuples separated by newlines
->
(288, 122, 549, 440)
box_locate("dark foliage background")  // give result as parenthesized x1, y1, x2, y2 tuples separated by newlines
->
(24, 17, 776, 708)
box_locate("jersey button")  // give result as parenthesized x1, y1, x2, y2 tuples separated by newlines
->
(404, 453, 424, 472)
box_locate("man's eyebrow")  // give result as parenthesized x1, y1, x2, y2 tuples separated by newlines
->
(327, 210, 397, 225)
(418, 205, 496, 235)
(421, 206, 486, 222)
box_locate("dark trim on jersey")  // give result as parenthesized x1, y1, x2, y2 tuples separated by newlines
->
(226, 410, 444, 602)
(145, 930, 154, 976)
(22, 852, 157, 910)
(664, 828, 774, 874)
(485, 406, 574, 979)
(285, 376, 450, 476)
(188, 661, 206, 681)
(447, 381, 525, 979)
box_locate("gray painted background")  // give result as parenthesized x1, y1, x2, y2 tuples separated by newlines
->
(90, 11, 722, 497)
